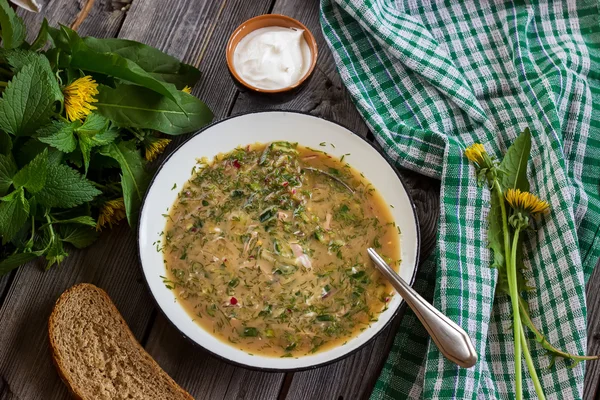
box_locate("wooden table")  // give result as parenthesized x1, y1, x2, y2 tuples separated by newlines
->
(0, 1, 598, 399)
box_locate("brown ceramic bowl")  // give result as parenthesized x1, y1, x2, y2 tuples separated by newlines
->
(226, 14, 318, 97)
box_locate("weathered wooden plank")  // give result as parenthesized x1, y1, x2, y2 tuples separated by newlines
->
(584, 257, 600, 400)
(18, 0, 127, 40)
(118, 1, 287, 398)
(0, 3, 133, 399)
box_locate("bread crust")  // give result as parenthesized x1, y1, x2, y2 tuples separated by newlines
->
(48, 283, 193, 400)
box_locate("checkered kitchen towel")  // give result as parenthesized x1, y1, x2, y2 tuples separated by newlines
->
(320, 1, 600, 399)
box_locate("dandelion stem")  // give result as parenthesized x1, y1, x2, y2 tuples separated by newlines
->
(520, 320, 546, 400)
(495, 180, 522, 400)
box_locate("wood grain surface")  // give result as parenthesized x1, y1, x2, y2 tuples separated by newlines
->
(0, 1, 597, 399)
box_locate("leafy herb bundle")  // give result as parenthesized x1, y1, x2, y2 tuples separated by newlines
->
(0, 0, 213, 274)
(465, 129, 598, 400)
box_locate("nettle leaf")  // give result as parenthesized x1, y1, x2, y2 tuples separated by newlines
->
(0, 187, 29, 242)
(0, 153, 17, 196)
(45, 236, 68, 269)
(59, 26, 182, 103)
(77, 134, 93, 174)
(36, 163, 101, 208)
(81, 36, 201, 88)
(66, 150, 83, 168)
(95, 83, 213, 135)
(89, 126, 119, 146)
(0, 57, 63, 136)
(77, 113, 108, 136)
(0, 0, 26, 49)
(1, 49, 41, 73)
(59, 224, 99, 249)
(0, 252, 39, 276)
(37, 120, 80, 153)
(75, 114, 115, 173)
(499, 128, 531, 192)
(99, 140, 150, 226)
(0, 131, 12, 155)
(13, 149, 48, 193)
(17, 139, 64, 166)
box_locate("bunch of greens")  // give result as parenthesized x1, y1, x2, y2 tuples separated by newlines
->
(465, 129, 598, 400)
(0, 0, 212, 274)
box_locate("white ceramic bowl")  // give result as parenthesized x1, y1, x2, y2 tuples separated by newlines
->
(138, 111, 420, 370)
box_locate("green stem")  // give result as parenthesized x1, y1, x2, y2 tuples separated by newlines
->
(512, 226, 546, 399)
(0, 81, 7, 88)
(24, 216, 36, 250)
(494, 180, 522, 400)
(520, 322, 546, 400)
(518, 297, 599, 362)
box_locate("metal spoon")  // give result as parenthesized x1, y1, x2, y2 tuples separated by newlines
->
(368, 248, 478, 368)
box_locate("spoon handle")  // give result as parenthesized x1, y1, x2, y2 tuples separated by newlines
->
(367, 248, 478, 368)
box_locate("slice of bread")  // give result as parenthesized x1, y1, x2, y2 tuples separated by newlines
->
(49, 283, 193, 400)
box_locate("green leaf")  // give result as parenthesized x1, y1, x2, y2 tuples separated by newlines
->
(89, 126, 119, 145)
(16, 139, 64, 166)
(1, 49, 41, 73)
(47, 25, 69, 49)
(0, 252, 39, 276)
(59, 224, 99, 249)
(99, 141, 150, 225)
(59, 26, 182, 103)
(52, 215, 96, 227)
(45, 236, 67, 269)
(0, 131, 12, 155)
(13, 149, 48, 193)
(77, 134, 93, 174)
(30, 18, 50, 51)
(95, 83, 213, 135)
(0, 57, 63, 136)
(75, 114, 113, 173)
(499, 128, 531, 192)
(37, 120, 80, 153)
(0, 187, 29, 242)
(81, 37, 201, 88)
(77, 113, 108, 136)
(488, 192, 505, 270)
(36, 163, 101, 208)
(0, 153, 17, 196)
(0, 0, 26, 49)
(65, 149, 83, 168)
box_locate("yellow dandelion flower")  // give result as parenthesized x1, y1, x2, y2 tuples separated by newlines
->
(62, 76, 99, 121)
(464, 143, 487, 165)
(97, 198, 126, 231)
(144, 137, 172, 162)
(182, 86, 192, 94)
(505, 188, 550, 215)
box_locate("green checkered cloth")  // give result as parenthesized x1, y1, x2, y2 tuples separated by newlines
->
(320, 1, 600, 399)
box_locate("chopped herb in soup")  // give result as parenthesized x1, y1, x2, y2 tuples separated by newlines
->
(162, 142, 400, 357)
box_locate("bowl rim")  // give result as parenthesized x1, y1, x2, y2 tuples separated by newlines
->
(137, 110, 421, 372)
(225, 14, 318, 94)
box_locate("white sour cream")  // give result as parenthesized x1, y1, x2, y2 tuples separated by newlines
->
(233, 26, 312, 90)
